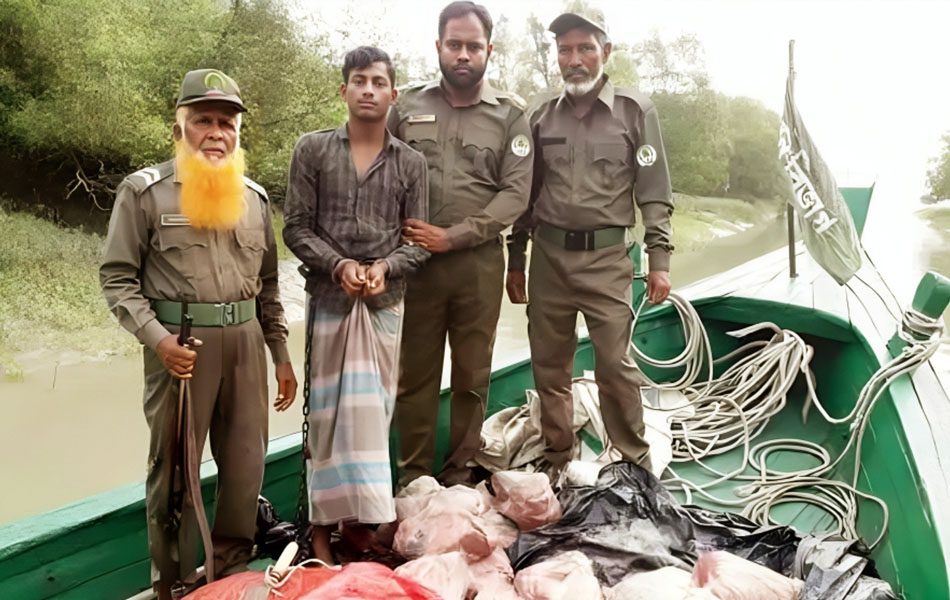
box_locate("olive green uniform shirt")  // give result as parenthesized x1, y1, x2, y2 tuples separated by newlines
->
(100, 159, 290, 363)
(510, 78, 675, 271)
(387, 80, 533, 248)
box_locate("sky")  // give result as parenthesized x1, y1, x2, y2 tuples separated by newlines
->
(302, 0, 950, 200)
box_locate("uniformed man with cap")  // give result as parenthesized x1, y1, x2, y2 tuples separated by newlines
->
(100, 69, 297, 598)
(389, 0, 533, 487)
(507, 11, 674, 479)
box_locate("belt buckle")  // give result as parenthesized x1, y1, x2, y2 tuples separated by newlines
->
(564, 230, 594, 251)
(217, 302, 236, 326)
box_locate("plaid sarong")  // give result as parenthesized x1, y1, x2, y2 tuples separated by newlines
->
(306, 297, 403, 525)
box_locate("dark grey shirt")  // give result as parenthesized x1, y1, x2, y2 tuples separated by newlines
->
(283, 126, 430, 313)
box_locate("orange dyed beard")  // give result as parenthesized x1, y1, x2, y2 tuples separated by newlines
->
(175, 141, 247, 230)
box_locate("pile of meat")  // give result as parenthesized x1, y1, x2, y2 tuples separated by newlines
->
(390, 471, 802, 600)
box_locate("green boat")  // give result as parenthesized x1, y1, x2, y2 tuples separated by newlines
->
(0, 188, 950, 600)
(1, 184, 948, 600)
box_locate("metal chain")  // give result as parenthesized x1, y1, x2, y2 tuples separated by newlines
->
(295, 299, 316, 526)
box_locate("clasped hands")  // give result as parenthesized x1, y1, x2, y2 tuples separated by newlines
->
(338, 260, 389, 298)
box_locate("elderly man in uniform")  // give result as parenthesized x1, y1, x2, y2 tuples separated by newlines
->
(389, 0, 533, 487)
(100, 69, 297, 598)
(507, 11, 674, 481)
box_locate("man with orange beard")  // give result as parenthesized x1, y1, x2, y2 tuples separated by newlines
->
(100, 69, 297, 599)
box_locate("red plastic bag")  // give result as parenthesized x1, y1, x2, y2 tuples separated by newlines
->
(185, 568, 336, 599)
(301, 562, 440, 600)
(186, 562, 438, 600)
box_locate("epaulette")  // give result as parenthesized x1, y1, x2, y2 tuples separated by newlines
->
(525, 88, 561, 120)
(243, 176, 268, 201)
(614, 87, 655, 112)
(396, 80, 434, 95)
(495, 90, 527, 111)
(124, 160, 174, 193)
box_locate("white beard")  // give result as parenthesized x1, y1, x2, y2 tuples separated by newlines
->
(564, 64, 604, 97)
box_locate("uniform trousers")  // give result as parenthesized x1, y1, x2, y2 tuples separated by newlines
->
(527, 238, 651, 469)
(395, 239, 505, 487)
(142, 319, 267, 586)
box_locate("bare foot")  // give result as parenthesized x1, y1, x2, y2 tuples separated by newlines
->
(310, 525, 337, 566)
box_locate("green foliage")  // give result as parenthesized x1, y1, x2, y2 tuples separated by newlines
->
(927, 133, 950, 199)
(721, 96, 791, 201)
(0, 0, 790, 212)
(654, 90, 730, 196)
(0, 205, 135, 376)
(6, 0, 221, 164)
(0, 0, 344, 199)
(206, 0, 345, 197)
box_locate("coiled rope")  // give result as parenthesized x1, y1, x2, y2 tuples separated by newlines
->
(630, 292, 944, 549)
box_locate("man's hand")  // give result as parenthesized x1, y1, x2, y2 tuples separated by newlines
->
(403, 219, 451, 253)
(156, 334, 200, 379)
(339, 260, 367, 297)
(506, 271, 527, 304)
(647, 271, 671, 304)
(274, 362, 297, 412)
(363, 261, 389, 297)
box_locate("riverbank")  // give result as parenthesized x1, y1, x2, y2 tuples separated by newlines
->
(0, 195, 780, 378)
(0, 207, 297, 379)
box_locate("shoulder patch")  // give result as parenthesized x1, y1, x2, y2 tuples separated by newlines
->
(614, 87, 655, 112)
(124, 161, 174, 193)
(243, 176, 268, 201)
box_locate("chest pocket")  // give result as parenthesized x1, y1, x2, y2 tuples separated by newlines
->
(461, 128, 498, 183)
(403, 121, 438, 159)
(154, 226, 211, 282)
(233, 228, 267, 279)
(541, 142, 571, 171)
(591, 142, 631, 186)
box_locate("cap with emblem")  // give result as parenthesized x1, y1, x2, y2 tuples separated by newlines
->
(176, 68, 247, 112)
(548, 10, 608, 37)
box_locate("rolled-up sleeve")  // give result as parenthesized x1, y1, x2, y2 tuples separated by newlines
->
(634, 105, 675, 272)
(99, 181, 169, 350)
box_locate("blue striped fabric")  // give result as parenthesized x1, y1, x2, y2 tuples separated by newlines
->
(306, 298, 404, 525)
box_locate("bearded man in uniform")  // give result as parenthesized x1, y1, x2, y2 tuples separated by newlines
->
(100, 68, 297, 599)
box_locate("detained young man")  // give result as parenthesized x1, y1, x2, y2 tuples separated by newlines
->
(282, 46, 430, 564)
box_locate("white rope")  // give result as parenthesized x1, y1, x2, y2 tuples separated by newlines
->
(264, 559, 333, 596)
(631, 292, 944, 550)
(630, 293, 714, 391)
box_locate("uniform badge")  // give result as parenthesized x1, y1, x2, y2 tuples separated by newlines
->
(407, 114, 436, 124)
(160, 214, 191, 227)
(636, 144, 657, 167)
(511, 134, 531, 157)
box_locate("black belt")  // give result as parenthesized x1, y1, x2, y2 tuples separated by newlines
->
(536, 223, 626, 251)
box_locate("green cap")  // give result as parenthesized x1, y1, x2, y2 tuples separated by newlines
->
(176, 68, 246, 112)
(548, 10, 608, 38)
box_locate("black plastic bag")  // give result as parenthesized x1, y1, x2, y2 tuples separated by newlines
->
(254, 496, 298, 561)
(508, 462, 801, 587)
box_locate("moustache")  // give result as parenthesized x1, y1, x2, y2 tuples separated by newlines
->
(564, 67, 591, 78)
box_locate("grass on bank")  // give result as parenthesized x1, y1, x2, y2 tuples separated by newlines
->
(670, 194, 783, 253)
(0, 206, 295, 380)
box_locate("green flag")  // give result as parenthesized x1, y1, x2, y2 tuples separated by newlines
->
(780, 71, 863, 285)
